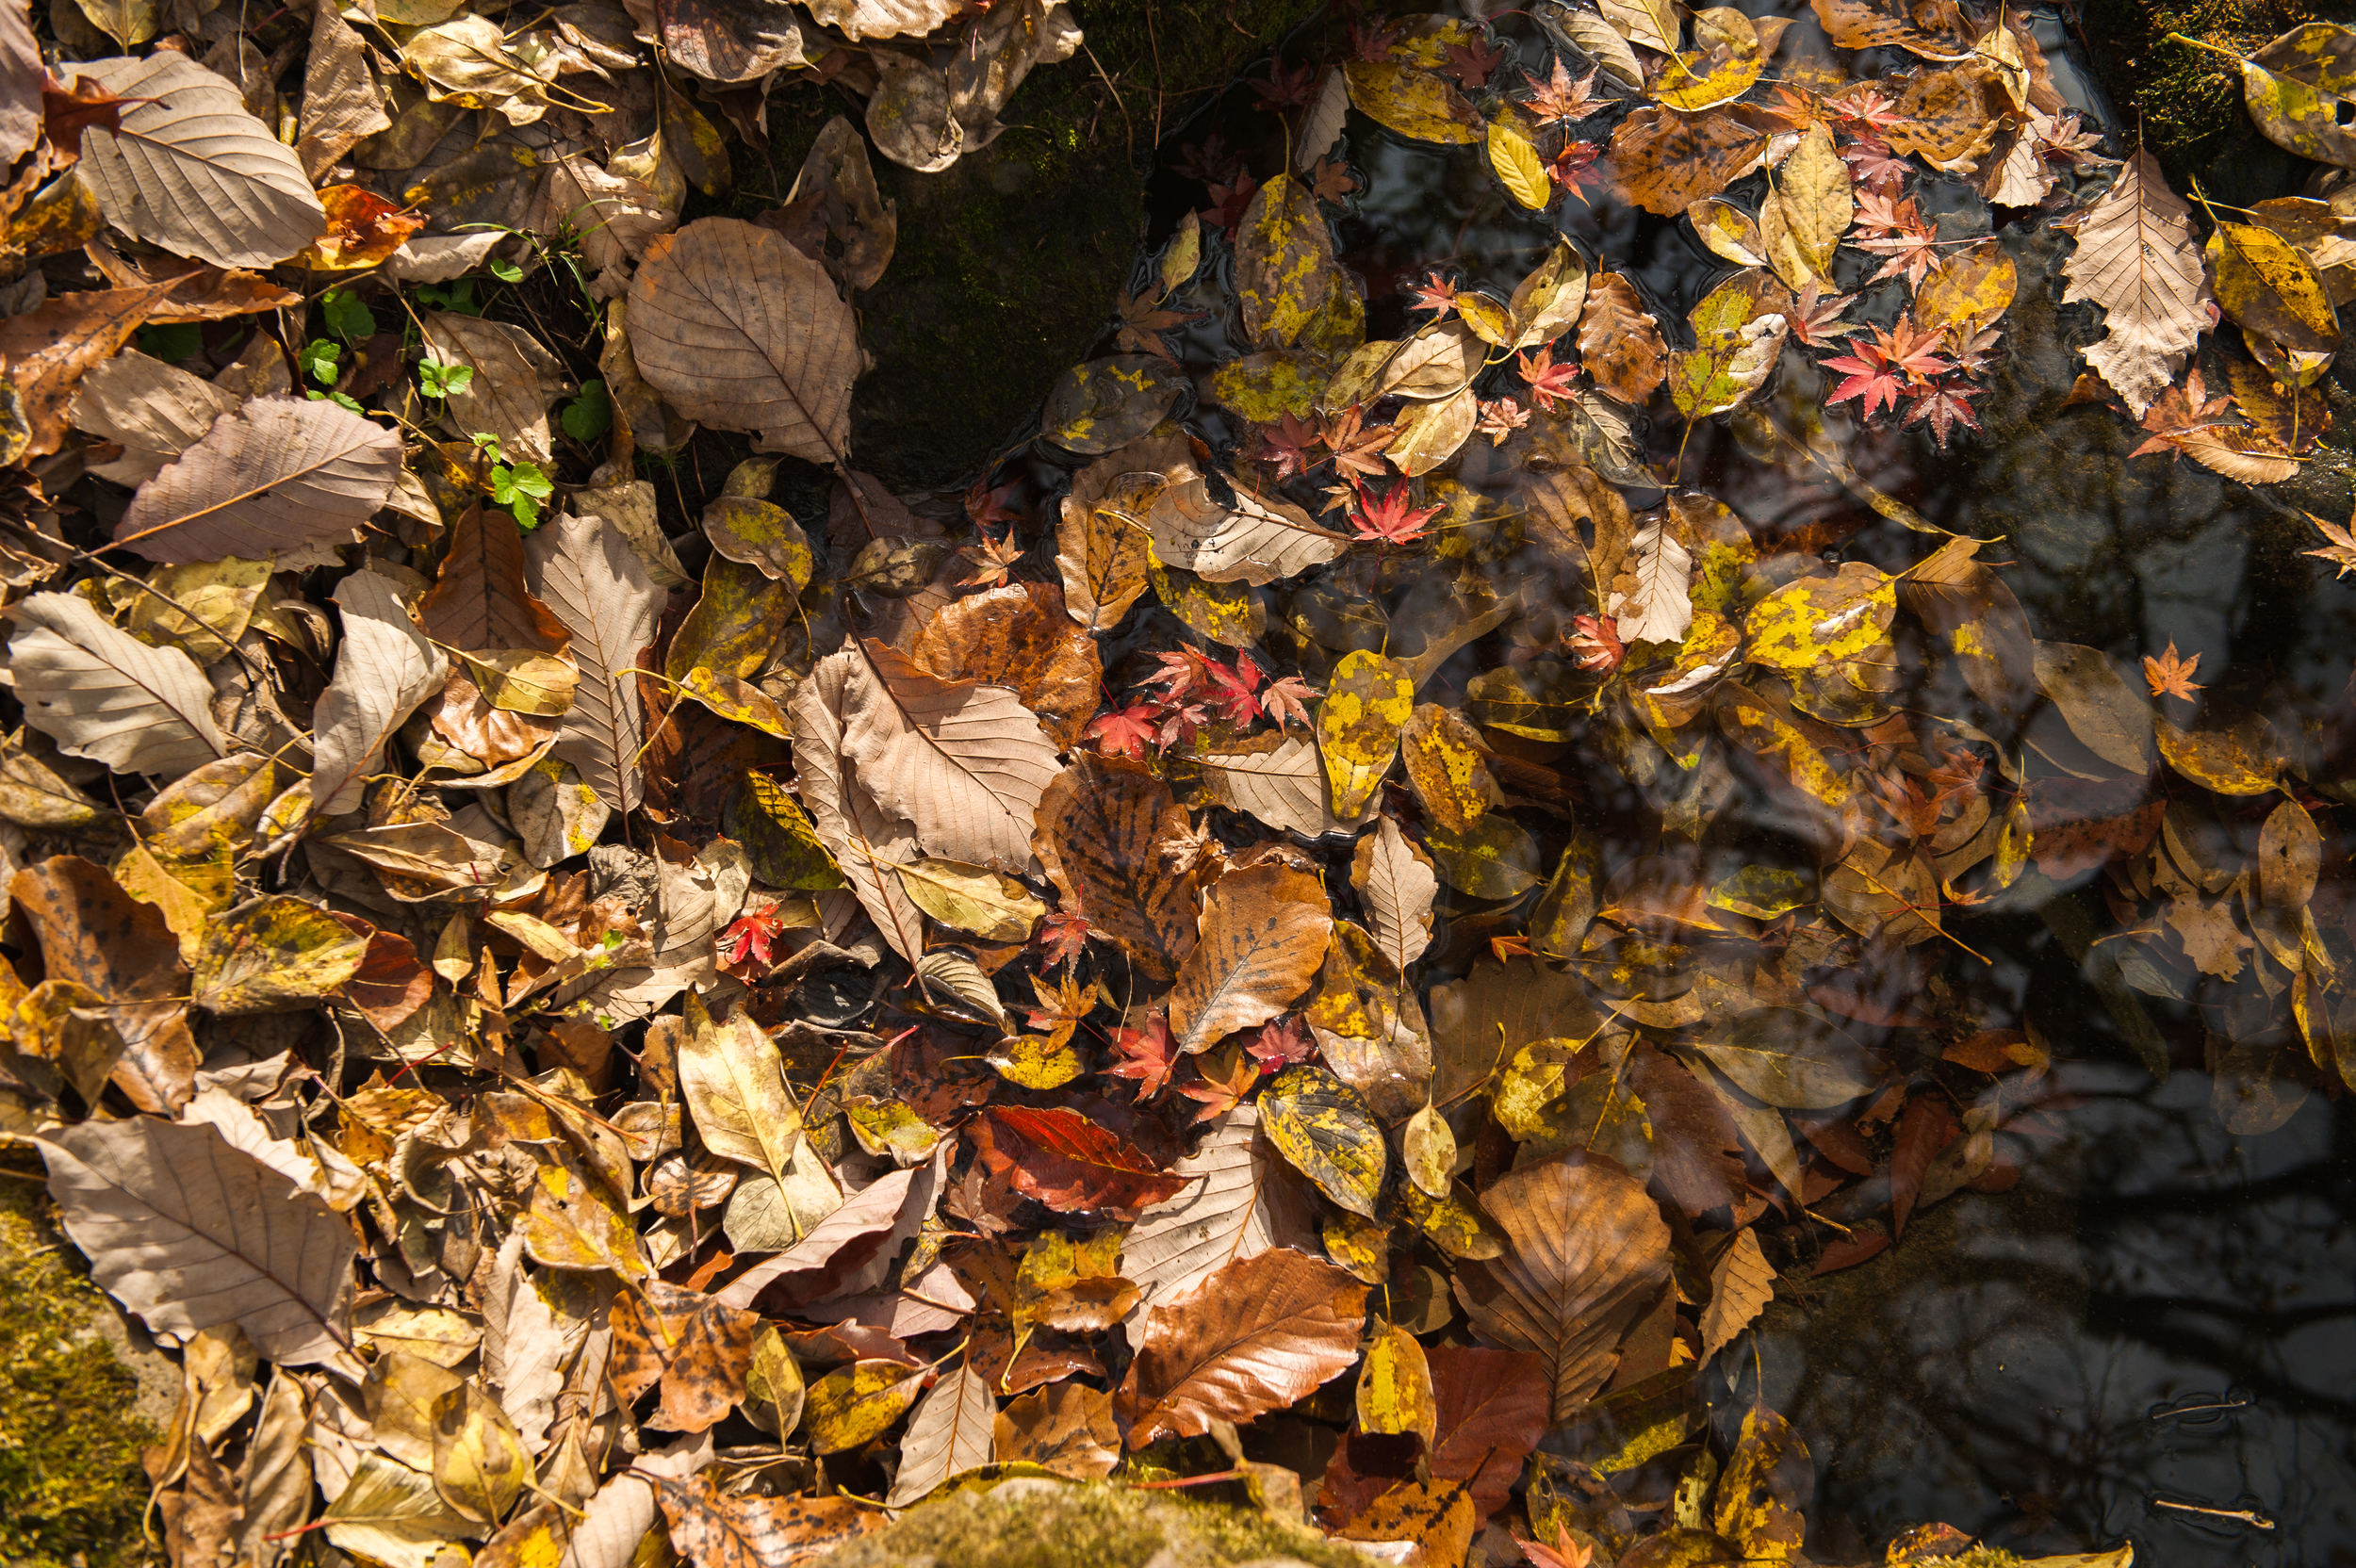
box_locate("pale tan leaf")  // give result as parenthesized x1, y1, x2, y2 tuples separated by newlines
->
(1192, 732, 1371, 840)
(885, 1364, 994, 1506)
(523, 512, 662, 813)
(840, 640, 1061, 870)
(0, 0, 38, 165)
(422, 313, 567, 466)
(2057, 150, 2211, 416)
(71, 350, 242, 487)
(1613, 520, 1693, 645)
(801, 0, 963, 40)
(790, 649, 927, 967)
(1600, 0, 1678, 52)
(558, 1436, 712, 1568)
(627, 218, 860, 465)
(297, 0, 390, 179)
(1147, 471, 1350, 586)
(75, 54, 327, 269)
(3, 592, 229, 779)
(309, 570, 450, 816)
(111, 397, 401, 568)
(1699, 1227, 1775, 1366)
(1119, 1107, 1318, 1348)
(38, 1114, 356, 1365)
(1351, 815, 1437, 971)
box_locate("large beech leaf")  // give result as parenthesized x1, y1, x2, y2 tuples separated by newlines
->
(524, 511, 662, 813)
(0, 0, 34, 165)
(4, 593, 228, 780)
(627, 218, 859, 465)
(1453, 1151, 1672, 1420)
(802, 0, 962, 40)
(1192, 733, 1370, 839)
(111, 397, 402, 566)
(39, 1113, 355, 1364)
(1259, 1064, 1388, 1218)
(790, 649, 926, 965)
(839, 639, 1061, 870)
(0, 283, 190, 459)
(1031, 755, 1198, 984)
(1169, 861, 1332, 1054)
(1117, 1248, 1369, 1447)
(69, 349, 241, 486)
(309, 570, 450, 817)
(1119, 1107, 1319, 1346)
(1147, 466, 1350, 586)
(910, 581, 1101, 750)
(885, 1364, 994, 1506)
(977, 1105, 1189, 1214)
(2056, 151, 2209, 416)
(75, 54, 327, 269)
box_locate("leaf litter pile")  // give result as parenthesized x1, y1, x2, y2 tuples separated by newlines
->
(1, 0, 2353, 1564)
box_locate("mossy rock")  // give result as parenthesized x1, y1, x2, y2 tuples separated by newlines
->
(2075, 0, 2320, 194)
(729, 0, 1325, 494)
(813, 1478, 1375, 1568)
(0, 1152, 172, 1568)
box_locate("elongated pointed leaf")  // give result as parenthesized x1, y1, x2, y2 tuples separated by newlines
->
(112, 396, 402, 566)
(4, 591, 228, 779)
(524, 512, 662, 812)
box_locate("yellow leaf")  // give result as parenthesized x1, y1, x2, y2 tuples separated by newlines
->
(895, 857, 1046, 941)
(2208, 220, 2340, 353)
(190, 895, 369, 1014)
(1317, 649, 1415, 821)
(1487, 117, 1551, 210)
(1343, 60, 1483, 145)
(1356, 1322, 1438, 1443)
(803, 1360, 925, 1454)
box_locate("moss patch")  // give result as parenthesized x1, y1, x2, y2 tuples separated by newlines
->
(0, 1153, 163, 1568)
(818, 1478, 1376, 1568)
(722, 0, 1326, 494)
(2077, 0, 2316, 193)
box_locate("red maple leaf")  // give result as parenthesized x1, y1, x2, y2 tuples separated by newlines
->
(1180, 1045, 1261, 1122)
(1443, 35, 1506, 90)
(1107, 1011, 1181, 1099)
(1349, 480, 1441, 547)
(1523, 57, 1601, 123)
(1349, 18, 1401, 60)
(1409, 270, 1459, 318)
(1261, 674, 1318, 729)
(1141, 646, 1215, 703)
(1244, 1014, 1315, 1070)
(1477, 395, 1530, 446)
(717, 906, 789, 970)
(1037, 909, 1092, 969)
(1254, 413, 1323, 481)
(1203, 659, 1265, 727)
(1787, 280, 1858, 348)
(1253, 58, 1319, 111)
(1566, 613, 1625, 673)
(1201, 170, 1260, 237)
(1548, 140, 1606, 202)
(1822, 319, 1949, 421)
(1902, 377, 1984, 449)
(1171, 133, 1241, 187)
(1516, 345, 1581, 413)
(964, 474, 1022, 530)
(1309, 155, 1357, 203)
(1085, 704, 1158, 760)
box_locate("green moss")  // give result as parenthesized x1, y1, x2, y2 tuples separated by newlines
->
(717, 0, 1325, 494)
(2078, 0, 2316, 192)
(0, 1157, 161, 1568)
(819, 1478, 1376, 1568)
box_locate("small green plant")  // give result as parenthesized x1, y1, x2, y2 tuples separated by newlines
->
(320, 286, 377, 342)
(562, 378, 613, 442)
(415, 277, 483, 315)
(420, 359, 475, 402)
(472, 432, 552, 529)
(297, 337, 340, 385)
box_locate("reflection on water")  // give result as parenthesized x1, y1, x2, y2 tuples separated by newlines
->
(1129, 3, 2356, 1558)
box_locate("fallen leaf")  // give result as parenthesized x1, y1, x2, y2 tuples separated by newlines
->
(2056, 151, 2209, 415)
(525, 511, 662, 812)
(1117, 1248, 1369, 1446)
(4, 592, 228, 778)
(112, 397, 403, 566)
(1169, 860, 1332, 1054)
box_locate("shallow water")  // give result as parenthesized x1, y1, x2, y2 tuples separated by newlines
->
(1101, 4, 2356, 1560)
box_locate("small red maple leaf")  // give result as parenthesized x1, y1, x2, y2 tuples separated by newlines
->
(1171, 133, 1240, 187)
(1254, 412, 1323, 481)
(2144, 642, 2204, 701)
(1253, 58, 1319, 111)
(1515, 1522, 1596, 1568)
(1203, 660, 1265, 727)
(1085, 704, 1158, 760)
(1902, 377, 1984, 449)
(1516, 345, 1581, 413)
(1443, 35, 1506, 90)
(1261, 674, 1318, 729)
(718, 906, 789, 970)
(1321, 404, 1395, 481)
(1142, 646, 1216, 703)
(1523, 57, 1601, 124)
(1107, 1011, 1181, 1100)
(1309, 155, 1357, 203)
(1409, 270, 1459, 318)
(1244, 1014, 1315, 1070)
(1566, 613, 1625, 673)
(1180, 1043, 1260, 1122)
(1477, 395, 1530, 446)
(1201, 170, 1260, 237)
(1788, 280, 1859, 349)
(1349, 479, 1441, 547)
(1349, 17, 1401, 60)
(1037, 908, 1092, 969)
(1548, 139, 1606, 202)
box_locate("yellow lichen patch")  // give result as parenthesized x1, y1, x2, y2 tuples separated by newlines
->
(1742, 563, 1897, 671)
(1317, 650, 1415, 820)
(1234, 174, 1333, 350)
(804, 1360, 927, 1454)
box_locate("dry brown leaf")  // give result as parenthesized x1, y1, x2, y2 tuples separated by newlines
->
(112, 397, 403, 567)
(524, 512, 662, 813)
(1699, 1226, 1775, 1366)
(1453, 1151, 1671, 1420)
(1116, 1247, 1368, 1447)
(1350, 816, 1436, 972)
(608, 1280, 761, 1433)
(1032, 755, 1199, 984)
(3, 592, 229, 779)
(789, 648, 927, 966)
(1578, 271, 1669, 406)
(884, 1364, 994, 1505)
(911, 581, 1102, 750)
(0, 280, 188, 456)
(2056, 151, 2210, 416)
(1169, 860, 1333, 1054)
(309, 570, 450, 816)
(628, 218, 859, 465)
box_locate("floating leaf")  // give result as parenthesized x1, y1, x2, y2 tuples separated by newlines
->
(1169, 861, 1332, 1054)
(1259, 1064, 1387, 1217)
